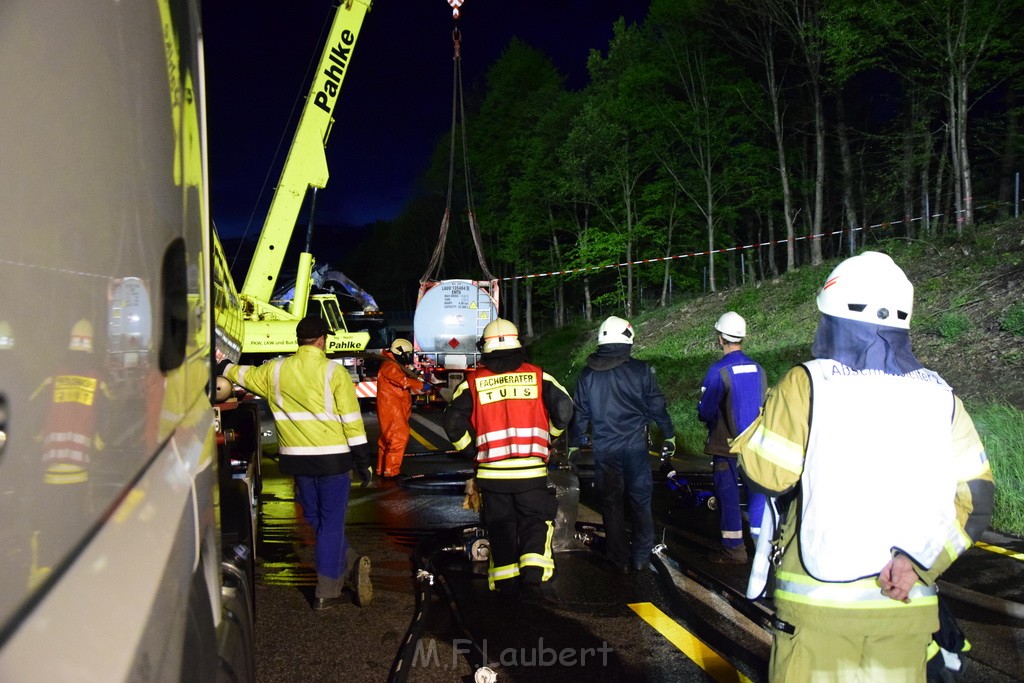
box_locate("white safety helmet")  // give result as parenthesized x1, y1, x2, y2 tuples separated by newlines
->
(214, 376, 234, 403)
(69, 319, 94, 353)
(480, 319, 521, 353)
(389, 338, 414, 363)
(597, 316, 634, 345)
(715, 312, 746, 343)
(816, 251, 913, 330)
(389, 338, 413, 355)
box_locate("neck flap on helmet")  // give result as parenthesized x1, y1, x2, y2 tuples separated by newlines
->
(811, 314, 922, 375)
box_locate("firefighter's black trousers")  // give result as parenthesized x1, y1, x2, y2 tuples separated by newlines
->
(479, 478, 558, 588)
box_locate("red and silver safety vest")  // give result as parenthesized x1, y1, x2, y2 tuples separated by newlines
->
(469, 363, 551, 480)
(39, 371, 105, 484)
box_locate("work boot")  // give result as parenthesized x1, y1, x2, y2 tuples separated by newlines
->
(351, 555, 372, 607)
(495, 581, 521, 602)
(709, 546, 749, 564)
(631, 559, 650, 573)
(521, 582, 559, 606)
(312, 596, 345, 611)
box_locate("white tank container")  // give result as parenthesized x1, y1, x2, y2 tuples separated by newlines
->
(414, 279, 497, 369)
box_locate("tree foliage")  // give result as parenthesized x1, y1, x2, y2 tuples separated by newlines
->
(344, 1, 1024, 331)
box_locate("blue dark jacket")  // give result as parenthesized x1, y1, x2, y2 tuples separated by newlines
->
(570, 344, 674, 456)
(697, 349, 766, 457)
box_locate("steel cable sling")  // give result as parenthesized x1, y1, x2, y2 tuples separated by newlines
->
(420, 12, 495, 285)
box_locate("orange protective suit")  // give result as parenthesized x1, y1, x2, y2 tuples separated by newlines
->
(376, 350, 428, 477)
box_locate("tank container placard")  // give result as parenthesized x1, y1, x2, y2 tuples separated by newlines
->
(414, 280, 495, 355)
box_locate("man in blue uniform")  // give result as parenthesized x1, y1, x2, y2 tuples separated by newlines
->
(698, 311, 767, 564)
(570, 316, 675, 574)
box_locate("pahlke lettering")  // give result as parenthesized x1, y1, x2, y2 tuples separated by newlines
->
(313, 30, 355, 113)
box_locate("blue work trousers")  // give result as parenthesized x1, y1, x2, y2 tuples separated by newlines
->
(594, 448, 654, 567)
(295, 473, 351, 582)
(713, 456, 766, 548)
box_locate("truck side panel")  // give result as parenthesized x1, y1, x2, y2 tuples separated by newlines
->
(0, 0, 232, 677)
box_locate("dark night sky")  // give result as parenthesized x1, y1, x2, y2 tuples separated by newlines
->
(202, 1, 651, 244)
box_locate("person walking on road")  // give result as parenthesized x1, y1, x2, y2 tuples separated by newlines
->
(570, 316, 676, 574)
(732, 251, 994, 682)
(698, 311, 767, 564)
(444, 319, 574, 601)
(376, 338, 430, 480)
(220, 315, 374, 611)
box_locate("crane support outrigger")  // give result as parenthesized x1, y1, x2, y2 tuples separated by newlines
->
(213, 0, 374, 360)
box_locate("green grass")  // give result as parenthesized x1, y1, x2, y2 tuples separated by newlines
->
(1001, 303, 1024, 335)
(971, 402, 1024, 534)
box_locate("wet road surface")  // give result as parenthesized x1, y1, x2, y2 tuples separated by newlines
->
(252, 407, 1024, 682)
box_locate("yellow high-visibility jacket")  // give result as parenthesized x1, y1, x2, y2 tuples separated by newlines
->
(224, 345, 369, 476)
(733, 363, 994, 636)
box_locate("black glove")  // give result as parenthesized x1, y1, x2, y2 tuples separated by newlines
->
(659, 437, 677, 475)
(214, 357, 231, 376)
(352, 444, 373, 488)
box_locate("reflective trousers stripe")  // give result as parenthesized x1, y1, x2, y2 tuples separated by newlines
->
(488, 562, 520, 590)
(776, 571, 938, 609)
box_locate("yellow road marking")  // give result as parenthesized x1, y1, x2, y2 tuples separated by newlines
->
(976, 541, 1024, 562)
(408, 426, 436, 450)
(629, 602, 751, 683)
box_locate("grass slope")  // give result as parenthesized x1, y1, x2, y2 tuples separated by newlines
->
(529, 219, 1024, 536)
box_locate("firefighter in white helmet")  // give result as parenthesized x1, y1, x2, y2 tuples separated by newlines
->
(732, 252, 994, 682)
(569, 315, 675, 574)
(444, 318, 574, 602)
(697, 311, 767, 564)
(376, 338, 431, 480)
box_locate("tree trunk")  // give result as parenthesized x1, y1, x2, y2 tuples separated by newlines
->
(934, 125, 950, 235)
(946, 76, 965, 235)
(624, 188, 634, 318)
(836, 96, 859, 256)
(511, 272, 519, 328)
(901, 114, 915, 239)
(810, 74, 825, 266)
(767, 211, 779, 278)
(549, 212, 565, 328)
(660, 207, 675, 307)
(957, 66, 974, 227)
(997, 87, 1018, 218)
(524, 280, 534, 338)
(584, 276, 592, 322)
(766, 48, 797, 271)
(919, 122, 934, 236)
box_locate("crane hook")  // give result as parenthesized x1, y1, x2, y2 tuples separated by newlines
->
(447, 0, 464, 20)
